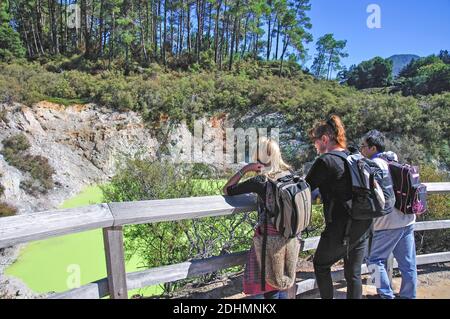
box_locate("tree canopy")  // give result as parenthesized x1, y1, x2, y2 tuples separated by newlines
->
(339, 56, 393, 89)
(311, 33, 348, 80)
(0, 0, 25, 61)
(4, 0, 313, 73)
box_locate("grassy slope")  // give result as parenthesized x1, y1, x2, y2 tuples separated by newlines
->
(5, 185, 162, 297)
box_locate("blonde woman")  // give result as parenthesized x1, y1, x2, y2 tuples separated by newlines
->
(223, 137, 294, 299)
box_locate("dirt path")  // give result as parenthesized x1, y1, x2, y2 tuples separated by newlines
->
(161, 262, 450, 299)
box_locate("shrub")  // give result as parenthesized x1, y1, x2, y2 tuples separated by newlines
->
(2, 133, 30, 152)
(415, 165, 450, 254)
(0, 108, 8, 123)
(1, 134, 54, 194)
(101, 159, 256, 294)
(0, 202, 17, 217)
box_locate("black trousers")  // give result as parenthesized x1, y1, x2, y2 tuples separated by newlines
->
(313, 221, 370, 299)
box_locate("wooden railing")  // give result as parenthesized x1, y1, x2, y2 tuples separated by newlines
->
(0, 182, 449, 299)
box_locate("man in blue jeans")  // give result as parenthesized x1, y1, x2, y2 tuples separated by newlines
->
(360, 130, 417, 299)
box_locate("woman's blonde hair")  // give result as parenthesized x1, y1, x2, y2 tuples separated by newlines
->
(252, 137, 291, 178)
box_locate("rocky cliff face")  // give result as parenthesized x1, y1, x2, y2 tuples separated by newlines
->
(0, 101, 308, 298)
(0, 102, 308, 219)
(0, 101, 160, 298)
(0, 101, 159, 214)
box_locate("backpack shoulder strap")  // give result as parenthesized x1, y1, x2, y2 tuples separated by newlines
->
(321, 150, 351, 224)
(325, 150, 349, 161)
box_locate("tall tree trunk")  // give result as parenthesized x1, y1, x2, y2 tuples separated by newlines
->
(36, 0, 45, 53)
(170, 4, 174, 55)
(219, 0, 227, 69)
(275, 20, 280, 60)
(31, 22, 40, 56)
(109, 10, 115, 64)
(187, 0, 191, 54)
(266, 7, 272, 61)
(158, 0, 164, 58)
(195, 0, 202, 61)
(213, 0, 221, 64)
(48, 0, 59, 54)
(254, 17, 260, 59)
(138, 0, 149, 62)
(59, 0, 64, 53)
(145, 0, 150, 44)
(17, 9, 33, 57)
(153, 0, 158, 58)
(162, 0, 167, 64)
(65, 0, 69, 53)
(279, 34, 289, 76)
(224, 2, 229, 63)
(327, 49, 334, 80)
(241, 13, 249, 58)
(228, 14, 237, 70)
(80, 0, 89, 56)
(235, 16, 240, 55)
(179, 2, 184, 56)
(89, 1, 95, 58)
(99, 0, 105, 56)
(206, 1, 212, 48)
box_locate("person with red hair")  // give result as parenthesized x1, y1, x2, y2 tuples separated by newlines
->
(305, 115, 372, 299)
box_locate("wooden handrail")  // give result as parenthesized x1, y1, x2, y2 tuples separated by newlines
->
(0, 204, 113, 249)
(2, 183, 449, 248)
(0, 182, 448, 299)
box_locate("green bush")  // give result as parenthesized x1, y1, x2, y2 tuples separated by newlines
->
(415, 165, 450, 254)
(0, 202, 17, 217)
(1, 134, 54, 194)
(396, 54, 450, 95)
(0, 59, 449, 166)
(0, 173, 4, 196)
(2, 133, 30, 152)
(101, 159, 256, 294)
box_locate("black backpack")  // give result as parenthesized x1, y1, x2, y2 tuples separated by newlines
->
(327, 151, 393, 221)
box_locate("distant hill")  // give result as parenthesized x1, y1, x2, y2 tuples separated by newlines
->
(387, 54, 420, 77)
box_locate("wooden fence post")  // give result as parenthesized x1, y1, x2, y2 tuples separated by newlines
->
(103, 226, 128, 299)
(287, 283, 297, 299)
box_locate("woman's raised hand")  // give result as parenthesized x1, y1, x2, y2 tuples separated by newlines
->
(243, 162, 265, 173)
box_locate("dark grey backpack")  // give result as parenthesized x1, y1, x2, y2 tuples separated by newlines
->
(265, 173, 312, 238)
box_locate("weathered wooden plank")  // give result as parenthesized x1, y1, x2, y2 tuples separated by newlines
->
(127, 251, 248, 290)
(48, 279, 109, 299)
(414, 220, 450, 231)
(109, 194, 257, 226)
(49, 250, 450, 299)
(50, 251, 249, 299)
(103, 226, 128, 299)
(423, 182, 450, 194)
(0, 204, 113, 249)
(409, 252, 450, 267)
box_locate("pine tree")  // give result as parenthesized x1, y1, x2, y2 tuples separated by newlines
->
(0, 0, 25, 61)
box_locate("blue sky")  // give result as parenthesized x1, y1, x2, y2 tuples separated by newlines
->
(303, 0, 450, 69)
